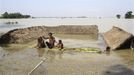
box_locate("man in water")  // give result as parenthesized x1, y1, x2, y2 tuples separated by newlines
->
(104, 46, 111, 55)
(37, 36, 46, 48)
(131, 38, 134, 50)
(43, 33, 56, 49)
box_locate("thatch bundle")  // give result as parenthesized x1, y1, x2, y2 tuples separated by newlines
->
(104, 26, 134, 50)
(0, 25, 98, 44)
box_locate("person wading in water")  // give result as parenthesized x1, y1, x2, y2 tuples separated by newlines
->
(37, 36, 46, 48)
(131, 38, 134, 50)
(43, 32, 56, 49)
(56, 40, 64, 50)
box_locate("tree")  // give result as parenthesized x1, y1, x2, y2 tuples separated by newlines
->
(23, 15, 31, 18)
(125, 11, 133, 19)
(116, 14, 121, 19)
(2, 12, 9, 18)
(1, 12, 31, 18)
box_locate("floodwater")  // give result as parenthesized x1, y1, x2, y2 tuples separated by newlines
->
(0, 18, 134, 34)
(0, 18, 134, 75)
(0, 34, 134, 75)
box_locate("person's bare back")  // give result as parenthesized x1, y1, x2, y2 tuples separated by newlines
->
(43, 33, 56, 49)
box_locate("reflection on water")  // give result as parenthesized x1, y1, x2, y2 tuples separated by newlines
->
(36, 48, 45, 57)
(1, 46, 134, 75)
(102, 64, 134, 75)
(58, 50, 64, 59)
(36, 48, 64, 62)
(46, 50, 56, 62)
(0, 23, 24, 33)
(115, 49, 134, 68)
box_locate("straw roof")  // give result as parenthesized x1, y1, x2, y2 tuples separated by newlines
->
(0, 25, 98, 44)
(104, 26, 133, 50)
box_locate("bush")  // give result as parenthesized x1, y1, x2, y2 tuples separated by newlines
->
(125, 11, 134, 19)
(1, 12, 31, 18)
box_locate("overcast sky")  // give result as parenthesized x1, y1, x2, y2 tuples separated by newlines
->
(0, 0, 134, 17)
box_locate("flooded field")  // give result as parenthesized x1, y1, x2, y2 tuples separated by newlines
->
(0, 18, 134, 35)
(0, 34, 134, 75)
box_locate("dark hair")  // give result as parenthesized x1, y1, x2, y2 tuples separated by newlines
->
(48, 32, 52, 35)
(59, 40, 62, 43)
(106, 46, 110, 50)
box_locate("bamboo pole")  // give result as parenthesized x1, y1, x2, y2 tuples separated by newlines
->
(28, 58, 47, 75)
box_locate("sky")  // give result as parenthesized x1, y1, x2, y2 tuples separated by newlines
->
(0, 0, 134, 17)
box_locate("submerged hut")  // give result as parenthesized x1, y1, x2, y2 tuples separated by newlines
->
(0, 25, 98, 44)
(103, 26, 134, 50)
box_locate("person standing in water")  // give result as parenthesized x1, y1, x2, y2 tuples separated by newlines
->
(43, 33, 56, 49)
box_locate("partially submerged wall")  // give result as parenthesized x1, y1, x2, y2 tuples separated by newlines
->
(0, 25, 98, 44)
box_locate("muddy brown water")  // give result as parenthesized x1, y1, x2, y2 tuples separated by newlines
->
(0, 34, 134, 75)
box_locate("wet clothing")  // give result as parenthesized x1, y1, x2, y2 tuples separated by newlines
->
(46, 42, 53, 49)
(43, 36, 55, 49)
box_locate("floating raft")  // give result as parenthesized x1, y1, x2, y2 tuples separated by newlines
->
(72, 48, 101, 53)
(46, 47, 101, 53)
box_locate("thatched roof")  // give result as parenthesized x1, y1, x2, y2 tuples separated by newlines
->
(0, 25, 98, 44)
(104, 26, 133, 50)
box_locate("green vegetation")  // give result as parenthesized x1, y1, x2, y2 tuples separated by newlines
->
(116, 14, 121, 19)
(116, 11, 134, 19)
(0, 12, 31, 19)
(74, 48, 101, 53)
(125, 11, 134, 19)
(63, 47, 101, 53)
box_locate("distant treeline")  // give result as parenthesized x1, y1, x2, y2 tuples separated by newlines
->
(116, 11, 134, 19)
(125, 11, 134, 19)
(0, 12, 31, 18)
